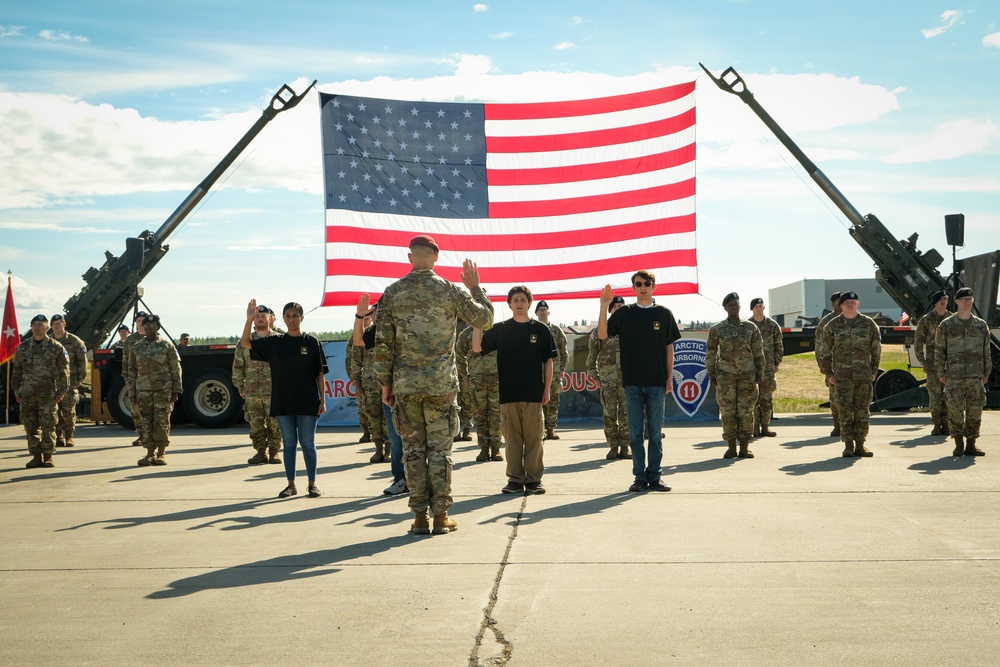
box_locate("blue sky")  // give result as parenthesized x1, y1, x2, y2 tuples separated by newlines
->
(2, 0, 998, 341)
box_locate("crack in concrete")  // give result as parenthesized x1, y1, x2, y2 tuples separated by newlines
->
(468, 495, 526, 667)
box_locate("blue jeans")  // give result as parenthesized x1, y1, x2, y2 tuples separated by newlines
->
(276, 414, 319, 483)
(625, 386, 665, 483)
(383, 403, 405, 482)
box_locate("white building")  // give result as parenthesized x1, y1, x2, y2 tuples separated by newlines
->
(768, 278, 902, 327)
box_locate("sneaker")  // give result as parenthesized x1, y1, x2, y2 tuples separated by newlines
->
(628, 480, 648, 493)
(501, 481, 524, 495)
(648, 480, 672, 492)
(308, 484, 322, 498)
(383, 478, 409, 496)
(525, 482, 546, 495)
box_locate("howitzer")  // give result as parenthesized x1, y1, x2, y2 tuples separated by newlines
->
(62, 79, 317, 350)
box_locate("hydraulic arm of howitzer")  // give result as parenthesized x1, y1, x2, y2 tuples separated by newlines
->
(62, 79, 318, 350)
(698, 63, 949, 319)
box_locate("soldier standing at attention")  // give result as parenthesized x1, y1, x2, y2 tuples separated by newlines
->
(233, 304, 283, 466)
(815, 292, 843, 436)
(455, 320, 475, 442)
(706, 293, 765, 459)
(588, 295, 629, 460)
(914, 290, 951, 436)
(49, 313, 87, 448)
(935, 287, 991, 456)
(11, 314, 69, 468)
(357, 302, 390, 463)
(121, 310, 148, 447)
(178, 333, 191, 347)
(598, 271, 681, 493)
(535, 300, 567, 440)
(748, 298, 783, 438)
(818, 291, 881, 458)
(457, 315, 504, 462)
(128, 314, 182, 467)
(345, 329, 371, 444)
(373, 235, 493, 535)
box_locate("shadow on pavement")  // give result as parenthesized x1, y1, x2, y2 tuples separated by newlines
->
(908, 455, 976, 475)
(780, 456, 858, 476)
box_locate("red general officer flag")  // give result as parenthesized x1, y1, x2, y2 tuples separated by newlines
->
(1, 276, 19, 366)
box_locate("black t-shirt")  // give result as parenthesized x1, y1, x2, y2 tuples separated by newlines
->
(362, 324, 376, 350)
(481, 318, 556, 404)
(607, 304, 681, 387)
(249, 333, 327, 416)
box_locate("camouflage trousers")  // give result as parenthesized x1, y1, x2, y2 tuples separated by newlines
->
(944, 378, 986, 438)
(458, 380, 474, 431)
(753, 375, 776, 431)
(925, 366, 947, 426)
(56, 387, 79, 441)
(244, 394, 280, 449)
(134, 390, 175, 448)
(19, 393, 58, 454)
(471, 377, 501, 450)
(833, 381, 872, 444)
(394, 392, 457, 515)
(354, 382, 370, 432)
(827, 378, 840, 423)
(600, 381, 628, 449)
(543, 374, 563, 430)
(361, 371, 388, 446)
(716, 374, 758, 442)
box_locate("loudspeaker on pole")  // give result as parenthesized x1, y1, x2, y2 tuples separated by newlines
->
(945, 214, 965, 247)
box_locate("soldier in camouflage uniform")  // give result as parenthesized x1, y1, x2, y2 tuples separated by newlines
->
(535, 300, 567, 440)
(818, 291, 881, 458)
(344, 336, 370, 442)
(11, 314, 70, 468)
(814, 292, 842, 436)
(233, 304, 282, 465)
(455, 320, 474, 442)
(356, 304, 390, 463)
(748, 298, 783, 438)
(49, 313, 88, 447)
(457, 317, 503, 462)
(914, 290, 951, 435)
(121, 310, 148, 446)
(706, 293, 765, 459)
(128, 314, 182, 467)
(588, 295, 629, 460)
(935, 287, 991, 456)
(373, 235, 493, 535)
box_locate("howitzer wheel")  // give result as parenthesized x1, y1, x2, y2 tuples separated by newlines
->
(182, 368, 244, 428)
(105, 376, 135, 430)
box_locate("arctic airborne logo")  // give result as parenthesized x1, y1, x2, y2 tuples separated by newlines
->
(671, 339, 710, 417)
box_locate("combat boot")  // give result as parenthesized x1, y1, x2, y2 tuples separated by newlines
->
(854, 440, 873, 457)
(965, 437, 985, 457)
(138, 447, 156, 466)
(247, 448, 268, 465)
(432, 512, 458, 535)
(152, 446, 167, 466)
(490, 444, 504, 462)
(268, 447, 282, 464)
(952, 436, 965, 457)
(606, 445, 618, 460)
(56, 436, 66, 447)
(724, 440, 738, 459)
(831, 426, 841, 437)
(931, 424, 943, 436)
(617, 445, 630, 459)
(752, 425, 761, 439)
(458, 427, 472, 442)
(132, 438, 141, 447)
(65, 436, 75, 447)
(476, 445, 491, 462)
(359, 428, 371, 444)
(25, 452, 43, 469)
(546, 428, 560, 440)
(738, 441, 754, 459)
(42, 452, 55, 468)
(411, 510, 430, 535)
(941, 423, 950, 436)
(760, 423, 776, 437)
(842, 441, 855, 458)
(369, 443, 385, 463)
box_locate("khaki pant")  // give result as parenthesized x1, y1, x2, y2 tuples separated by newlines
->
(501, 402, 544, 484)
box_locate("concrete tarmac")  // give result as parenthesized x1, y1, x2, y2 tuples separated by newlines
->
(1, 412, 998, 666)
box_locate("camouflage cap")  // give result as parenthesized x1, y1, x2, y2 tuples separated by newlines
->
(30, 313, 48, 324)
(749, 298, 764, 308)
(722, 292, 739, 307)
(955, 287, 974, 299)
(409, 234, 439, 252)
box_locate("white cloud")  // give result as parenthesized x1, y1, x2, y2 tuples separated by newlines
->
(983, 32, 1000, 48)
(39, 29, 89, 43)
(921, 10, 961, 38)
(1, 24, 24, 37)
(473, 3, 488, 12)
(454, 54, 496, 76)
(354, 55, 392, 65)
(883, 119, 1000, 163)
(570, 16, 585, 26)
(490, 31, 515, 40)
(553, 41, 574, 51)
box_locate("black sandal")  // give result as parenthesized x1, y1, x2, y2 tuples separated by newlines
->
(308, 484, 322, 498)
(278, 485, 297, 498)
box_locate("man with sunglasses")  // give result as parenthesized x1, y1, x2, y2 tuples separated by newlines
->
(598, 271, 681, 492)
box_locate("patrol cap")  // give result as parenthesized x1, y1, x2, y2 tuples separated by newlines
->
(142, 314, 160, 325)
(50, 314, 65, 323)
(117, 325, 130, 333)
(839, 291, 860, 303)
(722, 292, 739, 307)
(929, 290, 947, 305)
(608, 295, 625, 313)
(535, 300, 549, 312)
(749, 298, 764, 308)
(829, 291, 842, 303)
(955, 287, 974, 299)
(408, 234, 439, 252)
(30, 314, 48, 324)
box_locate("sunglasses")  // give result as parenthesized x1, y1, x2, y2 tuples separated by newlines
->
(633, 281, 653, 288)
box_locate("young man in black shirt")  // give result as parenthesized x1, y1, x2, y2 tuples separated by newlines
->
(598, 271, 681, 492)
(475, 285, 556, 495)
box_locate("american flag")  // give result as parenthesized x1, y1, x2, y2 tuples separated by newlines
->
(319, 81, 698, 306)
